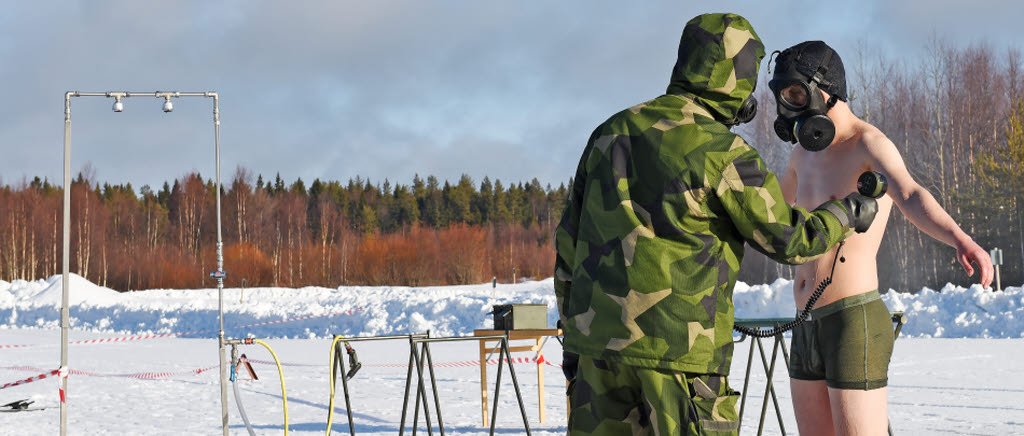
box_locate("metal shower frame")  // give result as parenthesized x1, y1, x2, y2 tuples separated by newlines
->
(60, 91, 230, 436)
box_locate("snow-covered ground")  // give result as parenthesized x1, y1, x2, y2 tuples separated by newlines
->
(1, 275, 1022, 434)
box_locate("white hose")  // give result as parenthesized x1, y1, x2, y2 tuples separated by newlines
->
(232, 376, 258, 436)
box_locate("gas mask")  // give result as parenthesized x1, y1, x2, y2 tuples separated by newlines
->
(769, 48, 840, 151)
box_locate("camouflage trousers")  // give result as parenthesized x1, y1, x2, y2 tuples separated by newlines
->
(567, 355, 740, 436)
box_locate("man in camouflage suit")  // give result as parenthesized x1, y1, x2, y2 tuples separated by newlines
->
(554, 13, 879, 435)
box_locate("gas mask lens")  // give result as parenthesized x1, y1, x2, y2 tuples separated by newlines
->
(779, 83, 809, 109)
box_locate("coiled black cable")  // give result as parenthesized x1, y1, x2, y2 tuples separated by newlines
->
(733, 242, 845, 338)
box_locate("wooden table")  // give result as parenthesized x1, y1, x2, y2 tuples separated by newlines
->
(473, 328, 562, 427)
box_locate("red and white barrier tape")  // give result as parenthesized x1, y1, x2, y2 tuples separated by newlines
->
(0, 307, 362, 349)
(68, 365, 219, 380)
(0, 369, 59, 391)
(57, 366, 68, 403)
(1, 353, 561, 390)
(4, 365, 219, 382)
(68, 330, 205, 346)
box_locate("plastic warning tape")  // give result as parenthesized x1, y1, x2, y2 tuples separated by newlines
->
(0, 354, 560, 388)
(68, 330, 206, 346)
(0, 369, 59, 390)
(4, 365, 219, 381)
(0, 307, 363, 349)
(68, 365, 219, 379)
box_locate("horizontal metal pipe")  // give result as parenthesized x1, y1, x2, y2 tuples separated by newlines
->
(69, 91, 216, 98)
(734, 318, 794, 328)
(412, 335, 507, 344)
(332, 334, 429, 343)
(229, 333, 434, 346)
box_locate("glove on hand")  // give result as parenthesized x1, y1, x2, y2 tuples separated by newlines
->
(840, 192, 878, 233)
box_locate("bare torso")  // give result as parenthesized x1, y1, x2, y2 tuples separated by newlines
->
(789, 122, 893, 309)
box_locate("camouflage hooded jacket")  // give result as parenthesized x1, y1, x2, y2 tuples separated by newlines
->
(554, 13, 855, 375)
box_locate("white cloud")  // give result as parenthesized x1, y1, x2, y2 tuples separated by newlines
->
(0, 1, 1020, 189)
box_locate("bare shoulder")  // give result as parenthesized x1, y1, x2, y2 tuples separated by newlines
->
(851, 120, 910, 175)
(855, 121, 897, 154)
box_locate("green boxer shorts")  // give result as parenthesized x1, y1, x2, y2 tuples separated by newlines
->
(788, 290, 894, 390)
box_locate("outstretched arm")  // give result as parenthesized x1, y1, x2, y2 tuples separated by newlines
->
(779, 153, 799, 206)
(863, 131, 994, 287)
(715, 141, 854, 265)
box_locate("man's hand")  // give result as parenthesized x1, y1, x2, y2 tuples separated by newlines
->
(956, 238, 994, 288)
(839, 193, 879, 233)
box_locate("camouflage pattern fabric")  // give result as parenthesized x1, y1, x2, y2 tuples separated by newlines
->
(554, 12, 855, 376)
(568, 355, 740, 436)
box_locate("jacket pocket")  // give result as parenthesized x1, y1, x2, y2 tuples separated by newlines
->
(689, 376, 740, 436)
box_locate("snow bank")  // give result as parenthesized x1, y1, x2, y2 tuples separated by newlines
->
(734, 279, 1024, 338)
(0, 274, 557, 339)
(0, 274, 1020, 339)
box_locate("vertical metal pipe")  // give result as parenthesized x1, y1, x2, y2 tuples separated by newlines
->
(212, 93, 229, 436)
(60, 91, 73, 436)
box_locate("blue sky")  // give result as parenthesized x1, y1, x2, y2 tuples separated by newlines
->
(1, 1, 1021, 191)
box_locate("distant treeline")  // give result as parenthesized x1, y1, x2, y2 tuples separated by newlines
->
(0, 170, 565, 290)
(3, 41, 1022, 293)
(737, 40, 1024, 291)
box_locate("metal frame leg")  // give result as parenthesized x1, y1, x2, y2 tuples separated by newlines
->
(502, 339, 532, 436)
(755, 333, 787, 436)
(332, 343, 356, 436)
(422, 343, 445, 435)
(488, 338, 532, 436)
(411, 343, 434, 436)
(738, 334, 755, 430)
(400, 342, 418, 436)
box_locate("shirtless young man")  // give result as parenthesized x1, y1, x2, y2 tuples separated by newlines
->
(769, 41, 995, 436)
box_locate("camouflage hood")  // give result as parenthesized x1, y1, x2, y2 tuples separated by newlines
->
(665, 13, 765, 125)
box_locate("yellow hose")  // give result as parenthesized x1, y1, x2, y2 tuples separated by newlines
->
(325, 335, 345, 435)
(253, 339, 289, 436)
